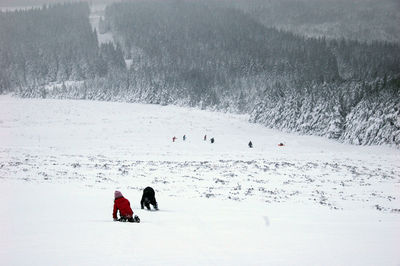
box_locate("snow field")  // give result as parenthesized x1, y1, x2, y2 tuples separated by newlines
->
(1, 182, 399, 266)
(0, 95, 399, 265)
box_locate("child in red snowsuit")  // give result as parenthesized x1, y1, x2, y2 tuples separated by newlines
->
(113, 191, 140, 223)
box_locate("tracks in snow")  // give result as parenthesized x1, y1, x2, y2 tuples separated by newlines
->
(1, 152, 399, 212)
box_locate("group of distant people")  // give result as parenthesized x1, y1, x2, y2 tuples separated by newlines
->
(172, 134, 215, 143)
(113, 186, 158, 223)
(171, 135, 284, 148)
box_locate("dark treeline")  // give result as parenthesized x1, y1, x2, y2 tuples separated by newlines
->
(100, 1, 399, 108)
(104, 1, 339, 104)
(1, 1, 399, 145)
(104, 1, 399, 83)
(0, 2, 125, 93)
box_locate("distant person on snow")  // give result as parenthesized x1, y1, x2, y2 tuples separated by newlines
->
(248, 141, 253, 148)
(210, 137, 215, 144)
(278, 143, 284, 146)
(141, 186, 158, 210)
(183, 135, 186, 141)
(204, 135, 207, 141)
(172, 136, 177, 142)
(113, 191, 140, 222)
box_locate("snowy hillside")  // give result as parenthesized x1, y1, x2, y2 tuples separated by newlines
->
(0, 95, 399, 265)
(2, 2, 400, 146)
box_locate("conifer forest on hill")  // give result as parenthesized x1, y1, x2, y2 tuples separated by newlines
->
(0, 0, 399, 146)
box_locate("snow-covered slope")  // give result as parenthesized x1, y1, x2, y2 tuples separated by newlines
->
(0, 95, 399, 265)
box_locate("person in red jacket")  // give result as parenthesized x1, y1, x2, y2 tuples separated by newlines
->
(113, 191, 140, 223)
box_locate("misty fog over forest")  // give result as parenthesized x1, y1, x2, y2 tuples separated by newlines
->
(0, 0, 399, 146)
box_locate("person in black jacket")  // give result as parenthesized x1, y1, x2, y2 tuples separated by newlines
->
(141, 186, 158, 210)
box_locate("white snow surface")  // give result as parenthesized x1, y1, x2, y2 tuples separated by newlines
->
(0, 95, 399, 265)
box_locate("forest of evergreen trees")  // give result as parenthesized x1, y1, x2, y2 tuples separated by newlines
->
(0, 1, 399, 146)
(0, 2, 125, 94)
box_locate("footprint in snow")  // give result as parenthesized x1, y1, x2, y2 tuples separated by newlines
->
(263, 216, 270, 226)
